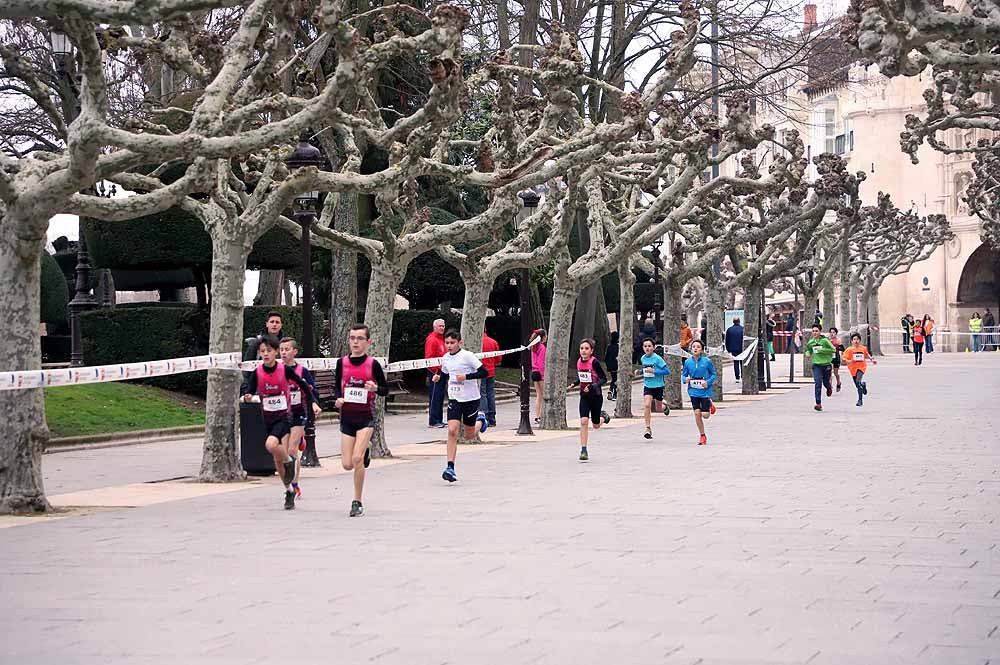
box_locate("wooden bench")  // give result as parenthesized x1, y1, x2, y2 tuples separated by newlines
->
(311, 369, 409, 412)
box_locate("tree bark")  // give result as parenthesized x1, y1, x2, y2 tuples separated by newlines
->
(662, 273, 683, 409)
(870, 289, 882, 355)
(823, 278, 836, 333)
(329, 193, 359, 358)
(517, 0, 539, 97)
(364, 260, 407, 458)
(0, 224, 51, 513)
(801, 286, 818, 378)
(200, 236, 251, 482)
(706, 279, 725, 402)
(741, 276, 761, 395)
(459, 273, 493, 354)
(541, 283, 576, 429)
(253, 268, 283, 306)
(614, 257, 635, 419)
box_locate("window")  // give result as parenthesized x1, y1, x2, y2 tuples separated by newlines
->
(835, 134, 846, 154)
(849, 130, 854, 152)
(824, 108, 836, 154)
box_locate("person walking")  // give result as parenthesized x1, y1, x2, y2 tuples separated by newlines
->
(424, 318, 447, 428)
(970, 312, 983, 352)
(477, 329, 500, 429)
(804, 324, 836, 412)
(845, 333, 876, 407)
(911, 319, 925, 364)
(923, 315, 935, 353)
(725, 317, 744, 380)
(766, 314, 776, 361)
(984, 308, 996, 351)
(682, 340, 717, 445)
(604, 331, 620, 401)
(529, 329, 547, 423)
(900, 313, 911, 354)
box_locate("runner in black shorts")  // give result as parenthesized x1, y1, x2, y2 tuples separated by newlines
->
(570, 339, 611, 461)
(333, 324, 389, 517)
(681, 340, 718, 446)
(280, 337, 322, 499)
(434, 330, 489, 483)
(829, 327, 844, 392)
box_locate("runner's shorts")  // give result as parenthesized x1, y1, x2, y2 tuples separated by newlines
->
(265, 418, 291, 441)
(448, 399, 480, 426)
(340, 417, 376, 437)
(578, 391, 604, 424)
(643, 386, 664, 402)
(689, 396, 713, 413)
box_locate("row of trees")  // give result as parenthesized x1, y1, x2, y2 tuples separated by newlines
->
(0, 0, 949, 513)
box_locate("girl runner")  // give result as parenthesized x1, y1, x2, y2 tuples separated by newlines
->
(911, 320, 925, 365)
(681, 339, 717, 445)
(844, 332, 876, 407)
(636, 337, 671, 440)
(828, 327, 845, 393)
(569, 339, 610, 461)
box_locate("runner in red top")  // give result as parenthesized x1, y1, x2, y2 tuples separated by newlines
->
(280, 337, 322, 499)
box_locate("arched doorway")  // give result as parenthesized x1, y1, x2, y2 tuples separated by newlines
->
(957, 242, 1000, 309)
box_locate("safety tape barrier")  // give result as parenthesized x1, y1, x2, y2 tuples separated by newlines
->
(656, 337, 760, 364)
(0, 337, 541, 391)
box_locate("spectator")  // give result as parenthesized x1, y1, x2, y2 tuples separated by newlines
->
(923, 314, 935, 353)
(243, 311, 284, 383)
(813, 309, 823, 328)
(970, 312, 983, 352)
(900, 312, 911, 353)
(424, 318, 447, 428)
(700, 315, 708, 347)
(604, 331, 620, 401)
(680, 317, 694, 352)
(479, 330, 500, 427)
(725, 318, 744, 380)
(634, 318, 657, 363)
(785, 311, 797, 353)
(984, 308, 996, 351)
(766, 313, 776, 361)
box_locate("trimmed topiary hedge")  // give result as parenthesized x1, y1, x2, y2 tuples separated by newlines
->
(41, 251, 69, 329)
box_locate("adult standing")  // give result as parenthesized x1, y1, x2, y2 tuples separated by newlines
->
(604, 331, 620, 401)
(900, 313, 911, 354)
(243, 311, 284, 383)
(970, 312, 983, 352)
(478, 329, 500, 428)
(680, 317, 694, 352)
(911, 318, 926, 364)
(635, 318, 657, 361)
(529, 329, 547, 424)
(766, 313, 776, 361)
(724, 318, 744, 380)
(785, 311, 797, 353)
(699, 315, 708, 347)
(983, 308, 996, 351)
(922, 314, 935, 353)
(804, 324, 836, 412)
(424, 318, 447, 428)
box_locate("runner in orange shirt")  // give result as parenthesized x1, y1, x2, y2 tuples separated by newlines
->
(844, 332, 876, 407)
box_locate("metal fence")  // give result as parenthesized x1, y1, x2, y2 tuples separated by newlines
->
(878, 326, 1000, 353)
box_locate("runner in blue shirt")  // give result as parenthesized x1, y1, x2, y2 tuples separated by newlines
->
(635, 338, 671, 440)
(681, 339, 717, 445)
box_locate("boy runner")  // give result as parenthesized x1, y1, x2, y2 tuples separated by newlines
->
(280, 337, 322, 498)
(636, 338, 670, 440)
(569, 338, 611, 461)
(844, 332, 876, 407)
(804, 324, 836, 411)
(332, 324, 389, 517)
(682, 339, 717, 445)
(240, 335, 314, 510)
(433, 330, 489, 482)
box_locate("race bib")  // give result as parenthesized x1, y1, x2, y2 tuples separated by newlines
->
(642, 366, 655, 378)
(448, 382, 463, 399)
(578, 370, 592, 383)
(344, 386, 367, 404)
(689, 379, 708, 390)
(262, 394, 287, 412)
(852, 352, 865, 362)
(290, 390, 302, 406)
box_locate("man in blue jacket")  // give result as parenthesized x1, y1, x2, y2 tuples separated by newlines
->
(725, 318, 744, 380)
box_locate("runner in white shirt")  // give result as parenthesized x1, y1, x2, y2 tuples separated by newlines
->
(432, 330, 489, 483)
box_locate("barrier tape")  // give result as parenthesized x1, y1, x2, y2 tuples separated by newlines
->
(656, 336, 760, 364)
(0, 337, 541, 391)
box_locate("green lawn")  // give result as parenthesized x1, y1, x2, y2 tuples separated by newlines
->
(44, 382, 205, 439)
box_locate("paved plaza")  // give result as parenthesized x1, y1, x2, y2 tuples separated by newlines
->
(2, 353, 999, 664)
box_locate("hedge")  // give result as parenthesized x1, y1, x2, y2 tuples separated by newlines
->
(41, 251, 69, 329)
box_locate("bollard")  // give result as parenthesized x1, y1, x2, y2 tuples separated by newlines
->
(301, 418, 321, 467)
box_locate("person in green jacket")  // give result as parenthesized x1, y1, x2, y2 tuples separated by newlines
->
(804, 324, 836, 412)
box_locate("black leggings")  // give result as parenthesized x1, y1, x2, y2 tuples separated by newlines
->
(852, 370, 865, 400)
(913, 342, 923, 365)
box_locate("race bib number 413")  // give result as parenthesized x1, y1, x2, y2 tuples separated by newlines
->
(448, 382, 463, 399)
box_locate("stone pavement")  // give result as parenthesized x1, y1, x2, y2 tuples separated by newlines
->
(2, 354, 999, 664)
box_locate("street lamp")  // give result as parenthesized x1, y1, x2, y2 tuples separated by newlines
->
(514, 188, 540, 436)
(650, 239, 663, 339)
(285, 133, 323, 466)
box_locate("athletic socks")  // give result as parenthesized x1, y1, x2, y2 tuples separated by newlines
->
(447, 461, 455, 470)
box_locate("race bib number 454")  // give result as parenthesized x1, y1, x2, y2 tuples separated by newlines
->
(262, 394, 287, 412)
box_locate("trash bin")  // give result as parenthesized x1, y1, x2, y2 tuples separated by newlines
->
(240, 401, 275, 476)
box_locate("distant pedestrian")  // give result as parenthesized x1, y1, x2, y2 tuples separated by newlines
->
(424, 318, 447, 428)
(911, 319, 925, 364)
(680, 317, 694, 352)
(922, 315, 935, 353)
(529, 329, 547, 423)
(604, 331, 620, 401)
(970, 312, 982, 352)
(700, 315, 708, 347)
(984, 308, 996, 351)
(766, 314, 776, 360)
(785, 311, 798, 353)
(900, 313, 911, 353)
(725, 318, 744, 380)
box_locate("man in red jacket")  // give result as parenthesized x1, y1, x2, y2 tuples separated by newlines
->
(477, 330, 500, 428)
(424, 318, 447, 428)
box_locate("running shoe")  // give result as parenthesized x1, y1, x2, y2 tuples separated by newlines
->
(488, 420, 497, 428)
(477, 412, 489, 433)
(814, 404, 823, 412)
(432, 423, 447, 429)
(293, 483, 301, 499)
(826, 386, 833, 398)
(709, 403, 717, 415)
(856, 399, 863, 407)
(284, 490, 295, 510)
(442, 466, 457, 483)
(601, 411, 611, 425)
(579, 447, 589, 461)
(861, 381, 868, 395)
(349, 500, 364, 517)
(298, 441, 305, 452)
(644, 428, 652, 440)
(282, 459, 296, 485)
(836, 383, 841, 393)
(662, 405, 671, 417)
(698, 434, 707, 445)
(364, 446, 371, 469)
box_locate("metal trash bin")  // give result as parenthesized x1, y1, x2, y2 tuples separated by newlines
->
(240, 401, 275, 476)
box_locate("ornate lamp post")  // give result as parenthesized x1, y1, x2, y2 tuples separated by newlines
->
(651, 239, 663, 339)
(285, 134, 323, 466)
(514, 189, 540, 435)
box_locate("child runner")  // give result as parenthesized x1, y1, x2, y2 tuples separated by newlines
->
(569, 338, 611, 461)
(682, 339, 717, 445)
(433, 330, 489, 482)
(828, 327, 845, 393)
(529, 329, 547, 424)
(332, 324, 389, 517)
(844, 332, 876, 407)
(240, 335, 314, 510)
(804, 324, 836, 411)
(911, 320, 925, 365)
(636, 337, 671, 440)
(279, 337, 322, 498)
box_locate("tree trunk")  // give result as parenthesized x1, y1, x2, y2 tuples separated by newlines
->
(528, 281, 544, 331)
(541, 283, 576, 429)
(364, 260, 407, 458)
(593, 285, 610, 366)
(741, 276, 761, 395)
(706, 279, 725, 402)
(802, 286, 818, 378)
(200, 237, 251, 482)
(517, 0, 539, 96)
(329, 193, 359, 358)
(823, 278, 836, 334)
(870, 289, 882, 355)
(662, 273, 683, 409)
(254, 268, 283, 306)
(614, 258, 635, 418)
(282, 277, 294, 307)
(459, 273, 493, 354)
(0, 227, 51, 513)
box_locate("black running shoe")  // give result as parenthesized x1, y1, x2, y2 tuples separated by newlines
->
(861, 381, 868, 395)
(284, 490, 295, 510)
(644, 428, 652, 440)
(601, 411, 611, 425)
(579, 447, 589, 461)
(349, 500, 364, 517)
(363, 447, 371, 468)
(282, 459, 296, 485)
